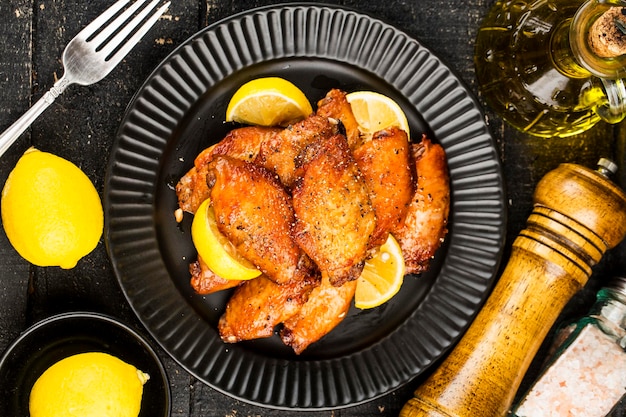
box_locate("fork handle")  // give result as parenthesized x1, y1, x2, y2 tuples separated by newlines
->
(0, 77, 70, 157)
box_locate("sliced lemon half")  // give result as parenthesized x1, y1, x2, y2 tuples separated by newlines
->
(346, 91, 410, 136)
(355, 234, 406, 309)
(225, 77, 313, 126)
(191, 198, 261, 281)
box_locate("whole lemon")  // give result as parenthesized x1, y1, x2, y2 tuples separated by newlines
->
(1, 148, 103, 268)
(29, 352, 149, 417)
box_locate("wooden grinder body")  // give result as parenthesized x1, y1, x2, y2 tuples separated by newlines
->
(400, 162, 626, 417)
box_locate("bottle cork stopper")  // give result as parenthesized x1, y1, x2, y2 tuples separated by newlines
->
(588, 7, 626, 59)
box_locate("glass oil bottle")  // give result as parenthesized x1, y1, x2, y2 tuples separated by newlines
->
(475, 0, 626, 138)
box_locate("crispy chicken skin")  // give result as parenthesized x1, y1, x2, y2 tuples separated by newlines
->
(316, 88, 361, 150)
(219, 274, 316, 342)
(176, 126, 280, 214)
(176, 166, 210, 215)
(391, 135, 450, 274)
(353, 126, 414, 247)
(254, 114, 337, 189)
(207, 155, 316, 285)
(189, 256, 242, 295)
(292, 134, 376, 287)
(280, 274, 357, 354)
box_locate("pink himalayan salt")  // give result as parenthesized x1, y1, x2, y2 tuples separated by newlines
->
(514, 325, 626, 417)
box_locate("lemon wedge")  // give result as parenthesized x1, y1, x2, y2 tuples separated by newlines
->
(355, 234, 406, 309)
(346, 91, 410, 136)
(225, 77, 313, 126)
(191, 198, 261, 281)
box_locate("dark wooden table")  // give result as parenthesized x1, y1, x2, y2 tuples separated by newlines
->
(1, 1, 625, 416)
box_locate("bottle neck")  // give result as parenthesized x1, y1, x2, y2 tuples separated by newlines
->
(569, 1, 626, 124)
(570, 0, 626, 79)
(551, 19, 592, 79)
(549, 5, 626, 124)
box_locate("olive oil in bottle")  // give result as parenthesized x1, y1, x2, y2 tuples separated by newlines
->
(475, 0, 626, 138)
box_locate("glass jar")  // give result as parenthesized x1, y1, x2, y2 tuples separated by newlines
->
(511, 276, 626, 417)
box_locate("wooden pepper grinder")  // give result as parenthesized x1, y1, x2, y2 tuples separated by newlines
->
(400, 159, 626, 417)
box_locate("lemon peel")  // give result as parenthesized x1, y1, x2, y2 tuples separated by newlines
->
(29, 352, 148, 417)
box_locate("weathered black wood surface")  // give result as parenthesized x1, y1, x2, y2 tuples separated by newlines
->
(0, 0, 625, 416)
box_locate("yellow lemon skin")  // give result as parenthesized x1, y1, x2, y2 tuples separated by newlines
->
(226, 77, 313, 126)
(355, 234, 406, 309)
(1, 148, 103, 268)
(191, 198, 262, 281)
(29, 352, 149, 417)
(346, 91, 410, 136)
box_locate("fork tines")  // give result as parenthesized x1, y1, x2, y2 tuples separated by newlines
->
(80, 0, 171, 62)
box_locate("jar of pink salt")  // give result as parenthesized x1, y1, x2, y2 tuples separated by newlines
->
(512, 275, 626, 417)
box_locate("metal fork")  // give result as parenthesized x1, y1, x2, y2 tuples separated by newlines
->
(0, 0, 170, 157)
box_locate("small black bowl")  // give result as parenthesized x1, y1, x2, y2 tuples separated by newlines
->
(0, 312, 170, 417)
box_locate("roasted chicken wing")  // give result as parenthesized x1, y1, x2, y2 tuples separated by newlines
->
(292, 134, 376, 287)
(280, 274, 356, 354)
(254, 114, 337, 189)
(316, 88, 361, 150)
(219, 274, 316, 342)
(176, 126, 279, 214)
(207, 155, 317, 285)
(176, 166, 210, 215)
(353, 126, 414, 247)
(391, 135, 450, 274)
(189, 255, 243, 295)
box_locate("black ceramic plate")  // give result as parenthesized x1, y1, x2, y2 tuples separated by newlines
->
(0, 312, 170, 417)
(104, 3, 506, 410)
